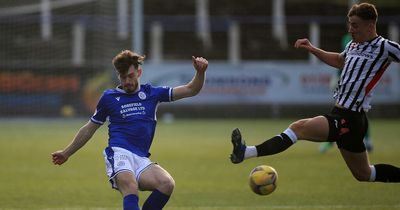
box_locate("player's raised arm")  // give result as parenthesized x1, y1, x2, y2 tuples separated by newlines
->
(294, 38, 345, 69)
(172, 56, 208, 101)
(51, 121, 101, 165)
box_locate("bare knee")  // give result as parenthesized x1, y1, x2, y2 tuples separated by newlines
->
(158, 176, 175, 195)
(289, 119, 307, 130)
(288, 119, 307, 138)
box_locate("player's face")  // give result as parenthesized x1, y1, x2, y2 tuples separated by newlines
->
(347, 16, 374, 43)
(118, 65, 141, 93)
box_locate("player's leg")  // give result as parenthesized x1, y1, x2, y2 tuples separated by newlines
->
(289, 116, 329, 141)
(338, 112, 400, 182)
(139, 164, 175, 210)
(340, 149, 400, 182)
(115, 171, 141, 210)
(103, 147, 140, 210)
(339, 149, 372, 181)
(230, 116, 329, 163)
(363, 127, 373, 152)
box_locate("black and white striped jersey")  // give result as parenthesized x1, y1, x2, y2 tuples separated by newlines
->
(334, 36, 400, 112)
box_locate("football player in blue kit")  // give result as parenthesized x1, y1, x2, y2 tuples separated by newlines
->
(52, 50, 208, 210)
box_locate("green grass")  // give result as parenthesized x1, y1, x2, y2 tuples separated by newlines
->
(0, 118, 399, 210)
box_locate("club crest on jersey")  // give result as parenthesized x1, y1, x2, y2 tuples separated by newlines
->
(138, 91, 146, 100)
(115, 97, 120, 101)
(350, 42, 358, 48)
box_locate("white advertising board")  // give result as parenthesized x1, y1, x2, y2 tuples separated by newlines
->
(141, 62, 400, 105)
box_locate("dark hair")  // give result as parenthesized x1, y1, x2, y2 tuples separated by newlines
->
(112, 50, 145, 74)
(348, 3, 378, 22)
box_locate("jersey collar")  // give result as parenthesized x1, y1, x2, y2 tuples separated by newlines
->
(115, 82, 141, 94)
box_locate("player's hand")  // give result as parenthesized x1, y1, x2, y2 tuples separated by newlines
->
(51, 150, 69, 165)
(192, 56, 208, 73)
(294, 38, 314, 51)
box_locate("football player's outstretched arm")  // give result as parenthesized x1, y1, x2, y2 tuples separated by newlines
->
(52, 121, 100, 165)
(294, 38, 345, 69)
(172, 56, 208, 101)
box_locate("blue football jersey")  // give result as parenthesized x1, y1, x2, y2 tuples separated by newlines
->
(91, 84, 172, 157)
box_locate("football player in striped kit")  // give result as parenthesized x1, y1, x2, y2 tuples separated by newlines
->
(52, 50, 208, 210)
(230, 3, 400, 183)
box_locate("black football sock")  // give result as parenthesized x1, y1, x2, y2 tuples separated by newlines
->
(373, 164, 400, 182)
(255, 133, 294, 156)
(142, 190, 170, 210)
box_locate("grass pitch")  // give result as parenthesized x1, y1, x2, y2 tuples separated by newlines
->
(0, 118, 399, 210)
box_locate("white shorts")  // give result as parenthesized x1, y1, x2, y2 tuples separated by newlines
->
(103, 146, 154, 190)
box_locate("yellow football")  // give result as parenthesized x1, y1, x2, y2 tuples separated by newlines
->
(249, 165, 278, 195)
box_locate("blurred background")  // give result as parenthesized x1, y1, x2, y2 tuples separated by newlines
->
(0, 0, 399, 119)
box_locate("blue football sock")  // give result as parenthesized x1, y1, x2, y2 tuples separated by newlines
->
(123, 194, 140, 210)
(142, 190, 170, 210)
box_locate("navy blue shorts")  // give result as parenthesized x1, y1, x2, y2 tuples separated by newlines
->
(323, 106, 368, 153)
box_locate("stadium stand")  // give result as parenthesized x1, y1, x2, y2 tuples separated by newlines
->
(0, 0, 399, 117)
